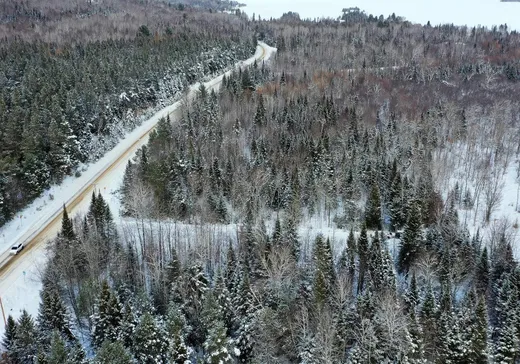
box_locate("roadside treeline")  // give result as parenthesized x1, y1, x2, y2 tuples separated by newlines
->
(0, 8, 256, 227)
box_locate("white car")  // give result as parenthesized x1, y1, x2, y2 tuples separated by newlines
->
(10, 243, 24, 255)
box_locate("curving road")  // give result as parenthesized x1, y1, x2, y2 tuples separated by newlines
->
(0, 42, 270, 281)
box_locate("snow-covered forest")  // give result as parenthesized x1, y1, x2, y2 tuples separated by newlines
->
(0, 0, 256, 227)
(3, 4, 520, 364)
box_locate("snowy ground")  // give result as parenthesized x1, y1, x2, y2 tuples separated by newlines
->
(0, 42, 277, 335)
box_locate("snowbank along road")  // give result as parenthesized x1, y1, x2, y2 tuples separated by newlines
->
(0, 43, 275, 326)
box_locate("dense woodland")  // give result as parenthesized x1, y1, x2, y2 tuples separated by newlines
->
(0, 0, 256, 226)
(3, 5, 520, 364)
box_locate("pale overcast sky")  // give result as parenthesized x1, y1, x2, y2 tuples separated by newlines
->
(243, 0, 520, 30)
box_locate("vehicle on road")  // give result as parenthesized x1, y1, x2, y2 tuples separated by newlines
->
(10, 243, 24, 255)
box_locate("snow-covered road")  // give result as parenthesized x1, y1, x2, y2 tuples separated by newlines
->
(0, 42, 277, 334)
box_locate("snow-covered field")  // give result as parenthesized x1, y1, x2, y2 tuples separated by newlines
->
(0, 42, 277, 335)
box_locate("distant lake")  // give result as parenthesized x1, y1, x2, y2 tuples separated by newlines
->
(242, 0, 520, 30)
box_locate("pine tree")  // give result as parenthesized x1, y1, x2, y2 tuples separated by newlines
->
(389, 173, 405, 231)
(121, 161, 135, 216)
(61, 206, 75, 241)
(165, 302, 191, 364)
(46, 331, 68, 364)
(493, 275, 519, 364)
(365, 183, 382, 230)
(405, 272, 419, 313)
(254, 95, 266, 126)
(284, 218, 300, 261)
(357, 225, 369, 293)
(94, 341, 134, 364)
(231, 268, 255, 362)
(132, 312, 168, 364)
(398, 200, 422, 274)
(92, 282, 123, 347)
(468, 296, 489, 363)
(38, 287, 74, 342)
(12, 310, 38, 364)
(68, 342, 88, 364)
(120, 302, 138, 350)
(3, 315, 17, 353)
(312, 235, 336, 306)
(476, 247, 490, 296)
(407, 309, 425, 362)
(346, 229, 356, 278)
(419, 287, 437, 360)
(203, 320, 233, 364)
(166, 248, 182, 292)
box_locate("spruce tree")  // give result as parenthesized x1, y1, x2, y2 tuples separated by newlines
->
(398, 199, 422, 274)
(407, 272, 419, 309)
(165, 302, 191, 363)
(357, 225, 369, 294)
(121, 161, 135, 216)
(389, 173, 405, 231)
(38, 287, 74, 342)
(419, 287, 437, 360)
(284, 218, 300, 261)
(61, 205, 75, 241)
(92, 282, 123, 347)
(132, 312, 168, 364)
(12, 310, 38, 364)
(365, 183, 382, 230)
(3, 315, 17, 353)
(346, 229, 356, 278)
(493, 275, 519, 363)
(94, 341, 134, 364)
(120, 302, 138, 350)
(46, 331, 68, 364)
(203, 320, 233, 364)
(476, 247, 490, 296)
(407, 309, 425, 362)
(469, 297, 489, 363)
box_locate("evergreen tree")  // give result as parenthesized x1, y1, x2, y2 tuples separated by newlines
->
(468, 296, 489, 363)
(357, 225, 369, 293)
(165, 302, 191, 364)
(94, 340, 134, 364)
(120, 302, 138, 350)
(12, 310, 38, 364)
(407, 272, 419, 310)
(398, 200, 422, 274)
(46, 331, 68, 364)
(3, 315, 17, 353)
(407, 309, 425, 362)
(203, 320, 233, 364)
(121, 161, 135, 216)
(346, 229, 356, 278)
(419, 287, 437, 360)
(493, 275, 519, 364)
(132, 312, 168, 364)
(38, 287, 74, 342)
(231, 268, 255, 362)
(92, 282, 123, 347)
(284, 218, 300, 261)
(166, 248, 182, 292)
(312, 235, 336, 306)
(476, 247, 490, 296)
(61, 206, 75, 241)
(389, 173, 405, 231)
(365, 183, 382, 230)
(254, 95, 266, 126)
